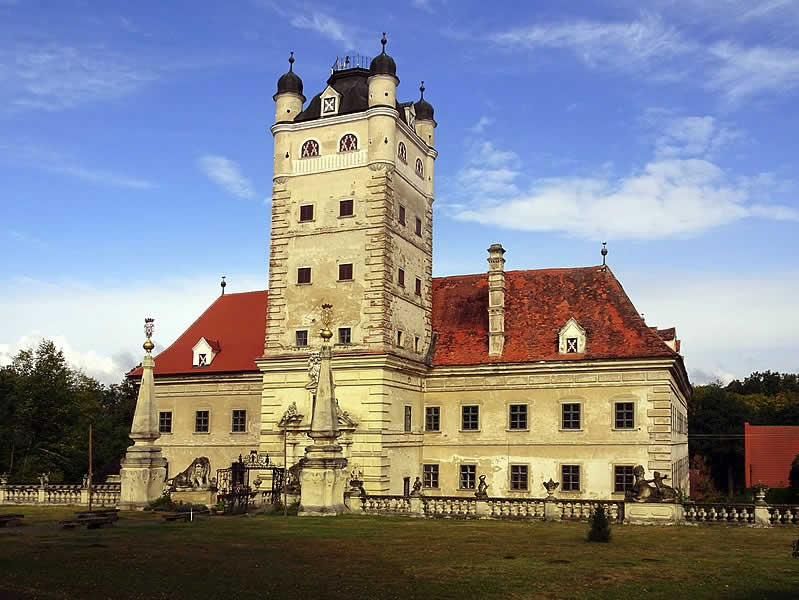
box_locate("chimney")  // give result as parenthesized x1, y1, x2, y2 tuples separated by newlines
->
(487, 244, 506, 356)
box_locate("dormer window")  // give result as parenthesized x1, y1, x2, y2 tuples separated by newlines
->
(192, 337, 220, 367)
(322, 97, 336, 114)
(558, 318, 587, 354)
(320, 86, 341, 117)
(301, 140, 319, 158)
(339, 134, 358, 152)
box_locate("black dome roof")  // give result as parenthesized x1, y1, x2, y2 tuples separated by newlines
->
(275, 52, 304, 98)
(369, 33, 397, 78)
(414, 82, 434, 121)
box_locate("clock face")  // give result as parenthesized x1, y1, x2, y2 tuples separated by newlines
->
(323, 97, 336, 114)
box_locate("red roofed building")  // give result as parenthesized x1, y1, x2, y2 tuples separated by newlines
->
(745, 423, 799, 487)
(127, 48, 691, 499)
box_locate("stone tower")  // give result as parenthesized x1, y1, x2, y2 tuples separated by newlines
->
(259, 36, 438, 494)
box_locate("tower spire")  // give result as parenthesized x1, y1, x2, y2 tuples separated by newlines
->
(288, 51, 294, 71)
(380, 32, 387, 54)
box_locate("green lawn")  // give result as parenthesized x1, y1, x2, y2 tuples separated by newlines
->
(1, 506, 797, 600)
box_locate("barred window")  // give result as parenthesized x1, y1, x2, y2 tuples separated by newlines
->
(338, 327, 351, 345)
(339, 133, 358, 152)
(159, 411, 172, 434)
(615, 402, 634, 429)
(197, 353, 207, 367)
(415, 158, 424, 177)
(562, 403, 581, 429)
(295, 330, 308, 347)
(566, 337, 578, 353)
(459, 464, 476, 489)
(397, 141, 407, 163)
(423, 464, 439, 488)
(509, 404, 528, 430)
(404, 406, 412, 432)
(462, 405, 479, 430)
(614, 465, 634, 493)
(232, 410, 247, 433)
(425, 406, 440, 432)
(195, 410, 209, 433)
(301, 140, 319, 157)
(510, 465, 528, 491)
(562, 465, 580, 491)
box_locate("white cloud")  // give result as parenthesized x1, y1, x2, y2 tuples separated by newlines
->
(412, 0, 435, 13)
(0, 273, 264, 384)
(198, 155, 256, 199)
(706, 42, 799, 103)
(450, 117, 798, 240)
(0, 44, 156, 112)
(288, 14, 354, 44)
(469, 116, 494, 134)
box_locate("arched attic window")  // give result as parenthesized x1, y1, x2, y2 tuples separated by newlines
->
(301, 140, 320, 158)
(415, 158, 424, 178)
(397, 141, 407, 163)
(339, 134, 358, 152)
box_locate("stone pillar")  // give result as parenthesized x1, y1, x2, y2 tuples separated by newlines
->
(487, 244, 506, 356)
(37, 484, 46, 505)
(344, 481, 365, 514)
(752, 483, 771, 527)
(475, 498, 491, 519)
(299, 305, 348, 517)
(119, 319, 167, 510)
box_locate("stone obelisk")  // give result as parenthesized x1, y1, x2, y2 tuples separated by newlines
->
(119, 318, 167, 510)
(298, 304, 348, 516)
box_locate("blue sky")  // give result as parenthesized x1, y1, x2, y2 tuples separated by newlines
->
(1, 0, 798, 384)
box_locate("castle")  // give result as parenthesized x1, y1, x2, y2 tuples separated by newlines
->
(128, 36, 690, 501)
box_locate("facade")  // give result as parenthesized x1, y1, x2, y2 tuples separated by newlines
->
(129, 37, 691, 501)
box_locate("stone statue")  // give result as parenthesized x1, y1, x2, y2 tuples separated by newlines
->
(38, 472, 49, 488)
(0, 472, 8, 486)
(474, 475, 489, 499)
(410, 476, 423, 497)
(279, 401, 303, 427)
(285, 459, 305, 494)
(543, 478, 560, 498)
(82, 473, 89, 488)
(628, 465, 678, 503)
(169, 457, 211, 489)
(350, 465, 363, 483)
(305, 352, 321, 389)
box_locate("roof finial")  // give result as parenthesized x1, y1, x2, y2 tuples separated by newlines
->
(143, 317, 155, 353)
(220, 275, 227, 296)
(380, 32, 387, 54)
(420, 81, 425, 99)
(601, 241, 608, 267)
(288, 51, 295, 72)
(320, 303, 333, 342)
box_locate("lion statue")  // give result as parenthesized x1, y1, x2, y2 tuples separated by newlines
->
(169, 457, 211, 490)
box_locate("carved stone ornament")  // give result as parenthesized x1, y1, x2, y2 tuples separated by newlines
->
(168, 457, 211, 490)
(753, 482, 769, 506)
(410, 476, 423, 497)
(626, 465, 678, 503)
(543, 478, 560, 498)
(336, 399, 358, 428)
(279, 401, 304, 427)
(305, 352, 321, 390)
(38, 472, 49, 488)
(274, 176, 290, 184)
(474, 474, 489, 500)
(350, 465, 363, 483)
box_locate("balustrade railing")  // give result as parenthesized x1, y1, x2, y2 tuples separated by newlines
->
(768, 505, 799, 525)
(555, 500, 624, 522)
(2, 485, 39, 504)
(424, 496, 477, 518)
(45, 485, 82, 505)
(487, 497, 546, 519)
(1, 482, 120, 507)
(684, 503, 755, 524)
(362, 495, 410, 515)
(91, 484, 121, 507)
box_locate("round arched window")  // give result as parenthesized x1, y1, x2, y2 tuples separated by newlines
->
(415, 158, 424, 177)
(339, 134, 358, 152)
(301, 140, 319, 158)
(397, 141, 407, 163)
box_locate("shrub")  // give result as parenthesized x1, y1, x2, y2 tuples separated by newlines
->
(145, 495, 177, 512)
(587, 504, 611, 543)
(175, 503, 209, 514)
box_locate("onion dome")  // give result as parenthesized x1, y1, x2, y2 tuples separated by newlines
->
(369, 33, 397, 78)
(275, 52, 304, 98)
(414, 81, 434, 121)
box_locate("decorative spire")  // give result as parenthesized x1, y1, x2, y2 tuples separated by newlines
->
(419, 81, 425, 99)
(288, 51, 295, 71)
(380, 32, 387, 54)
(320, 303, 333, 341)
(310, 303, 339, 440)
(143, 318, 155, 353)
(601, 241, 608, 267)
(220, 275, 226, 296)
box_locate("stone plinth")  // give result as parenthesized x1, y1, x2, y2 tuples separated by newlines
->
(625, 502, 684, 525)
(119, 446, 167, 510)
(172, 488, 216, 508)
(299, 443, 348, 517)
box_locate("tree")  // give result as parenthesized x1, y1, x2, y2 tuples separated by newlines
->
(587, 504, 611, 543)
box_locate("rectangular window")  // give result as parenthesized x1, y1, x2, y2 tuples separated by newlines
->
(404, 406, 412, 432)
(415, 336, 420, 352)
(338, 263, 353, 281)
(615, 402, 635, 429)
(297, 267, 311, 284)
(159, 411, 172, 434)
(415, 217, 422, 236)
(614, 465, 635, 493)
(566, 337, 578, 353)
(398, 268, 405, 287)
(423, 464, 439, 488)
(396, 330, 403, 347)
(195, 410, 209, 433)
(509, 404, 528, 430)
(461, 405, 479, 430)
(198, 353, 207, 367)
(562, 403, 581, 430)
(295, 330, 308, 347)
(338, 327, 351, 345)
(398, 205, 406, 225)
(299, 204, 314, 222)
(415, 277, 422, 296)
(425, 406, 440, 432)
(459, 464, 476, 490)
(339, 199, 353, 217)
(562, 465, 580, 491)
(510, 465, 529, 491)
(232, 409, 247, 433)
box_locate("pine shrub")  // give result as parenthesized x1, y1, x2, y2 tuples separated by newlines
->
(587, 504, 611, 543)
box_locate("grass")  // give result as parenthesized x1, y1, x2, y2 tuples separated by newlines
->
(1, 506, 798, 600)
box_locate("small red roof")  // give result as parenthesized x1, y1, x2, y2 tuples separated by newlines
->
(745, 423, 799, 487)
(431, 266, 676, 365)
(127, 291, 267, 377)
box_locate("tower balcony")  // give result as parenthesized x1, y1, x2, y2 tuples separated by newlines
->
(293, 149, 368, 176)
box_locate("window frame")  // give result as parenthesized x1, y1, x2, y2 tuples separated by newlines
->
(561, 464, 581, 492)
(300, 139, 320, 158)
(398, 268, 405, 287)
(425, 406, 441, 432)
(415, 216, 422, 237)
(231, 409, 247, 433)
(508, 403, 529, 431)
(415, 157, 424, 178)
(422, 463, 439, 489)
(159, 411, 172, 434)
(299, 203, 314, 222)
(459, 464, 477, 490)
(338, 132, 358, 153)
(195, 410, 210, 434)
(561, 402, 582, 431)
(614, 401, 635, 430)
(398, 205, 406, 226)
(337, 327, 352, 345)
(415, 277, 422, 296)
(566, 337, 579, 353)
(397, 141, 407, 163)
(396, 330, 403, 347)
(509, 464, 529, 491)
(461, 405, 480, 431)
(297, 267, 312, 285)
(197, 353, 207, 367)
(338, 263, 353, 281)
(404, 405, 412, 433)
(339, 199, 354, 217)
(322, 97, 337, 115)
(295, 330, 309, 347)
(613, 464, 635, 494)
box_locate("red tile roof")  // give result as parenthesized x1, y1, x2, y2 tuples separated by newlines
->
(431, 267, 676, 365)
(129, 266, 680, 377)
(127, 291, 267, 378)
(745, 422, 799, 487)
